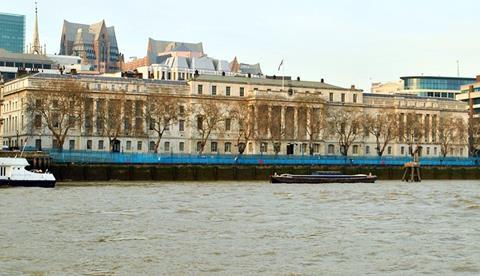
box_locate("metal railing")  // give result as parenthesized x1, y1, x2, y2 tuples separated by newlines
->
(30, 149, 480, 166)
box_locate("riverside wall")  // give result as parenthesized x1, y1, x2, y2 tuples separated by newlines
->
(49, 164, 480, 182)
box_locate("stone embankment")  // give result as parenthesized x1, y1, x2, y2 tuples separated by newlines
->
(49, 164, 480, 182)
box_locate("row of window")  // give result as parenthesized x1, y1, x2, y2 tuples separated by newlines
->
(0, 61, 52, 69)
(324, 144, 463, 156)
(329, 92, 358, 103)
(198, 84, 245, 97)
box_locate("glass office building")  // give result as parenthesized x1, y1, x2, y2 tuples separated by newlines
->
(0, 13, 25, 53)
(401, 76, 475, 99)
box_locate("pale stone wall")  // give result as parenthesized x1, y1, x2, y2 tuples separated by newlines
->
(0, 74, 470, 157)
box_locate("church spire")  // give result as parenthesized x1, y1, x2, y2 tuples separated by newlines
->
(30, 0, 43, 55)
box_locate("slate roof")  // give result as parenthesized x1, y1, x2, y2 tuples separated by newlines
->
(62, 20, 117, 46)
(193, 75, 354, 91)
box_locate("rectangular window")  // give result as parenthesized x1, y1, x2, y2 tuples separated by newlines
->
(197, 84, 203, 94)
(353, 94, 357, 103)
(388, 146, 392, 155)
(314, 144, 320, 153)
(329, 93, 334, 101)
(239, 87, 245, 97)
(179, 105, 185, 115)
(301, 143, 307, 154)
(211, 142, 218, 153)
(98, 140, 104, 150)
(366, 146, 370, 155)
(137, 141, 142, 151)
(164, 142, 170, 152)
(87, 140, 92, 150)
(197, 116, 203, 130)
(34, 114, 42, 128)
(225, 118, 231, 131)
(149, 141, 155, 151)
(164, 119, 170, 131)
(179, 142, 185, 152)
(69, 140, 75, 151)
(260, 142, 268, 153)
(401, 146, 405, 155)
(179, 120, 185, 132)
(224, 142, 232, 153)
(341, 93, 345, 103)
(226, 86, 231, 96)
(211, 85, 217, 95)
(126, 141, 132, 150)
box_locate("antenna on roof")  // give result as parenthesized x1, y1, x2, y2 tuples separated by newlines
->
(457, 60, 460, 77)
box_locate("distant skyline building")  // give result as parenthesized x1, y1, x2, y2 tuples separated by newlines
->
(0, 12, 25, 53)
(59, 20, 122, 73)
(124, 38, 262, 79)
(372, 76, 476, 99)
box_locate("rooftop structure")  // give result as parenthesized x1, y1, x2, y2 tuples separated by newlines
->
(0, 48, 56, 81)
(147, 38, 204, 64)
(372, 76, 476, 99)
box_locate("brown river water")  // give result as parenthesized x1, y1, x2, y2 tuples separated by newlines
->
(1, 180, 479, 275)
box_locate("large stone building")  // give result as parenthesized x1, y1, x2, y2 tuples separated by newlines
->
(0, 12, 25, 54)
(0, 73, 468, 157)
(59, 20, 122, 73)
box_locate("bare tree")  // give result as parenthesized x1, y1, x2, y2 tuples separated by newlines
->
(399, 112, 425, 158)
(231, 100, 255, 154)
(295, 93, 328, 155)
(146, 94, 181, 153)
(306, 106, 328, 155)
(251, 103, 284, 155)
(195, 99, 229, 154)
(469, 117, 480, 156)
(438, 114, 467, 157)
(327, 107, 363, 156)
(26, 79, 87, 151)
(363, 110, 398, 156)
(96, 93, 126, 151)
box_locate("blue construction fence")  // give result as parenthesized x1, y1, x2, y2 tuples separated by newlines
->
(33, 149, 480, 167)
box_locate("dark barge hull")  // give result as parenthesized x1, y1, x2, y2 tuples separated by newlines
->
(0, 180, 56, 188)
(271, 175, 377, 184)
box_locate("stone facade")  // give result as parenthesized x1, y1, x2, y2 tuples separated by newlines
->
(0, 73, 469, 157)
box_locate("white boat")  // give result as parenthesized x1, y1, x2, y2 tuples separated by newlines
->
(0, 158, 56, 188)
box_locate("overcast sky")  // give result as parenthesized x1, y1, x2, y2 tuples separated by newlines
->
(4, 0, 480, 90)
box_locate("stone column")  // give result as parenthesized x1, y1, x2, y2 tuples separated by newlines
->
(294, 107, 299, 140)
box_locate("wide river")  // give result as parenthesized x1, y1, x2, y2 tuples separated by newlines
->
(1, 180, 479, 275)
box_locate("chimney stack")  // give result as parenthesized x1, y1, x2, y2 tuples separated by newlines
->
(476, 75, 480, 82)
(351, 85, 356, 90)
(297, 76, 300, 81)
(321, 78, 324, 83)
